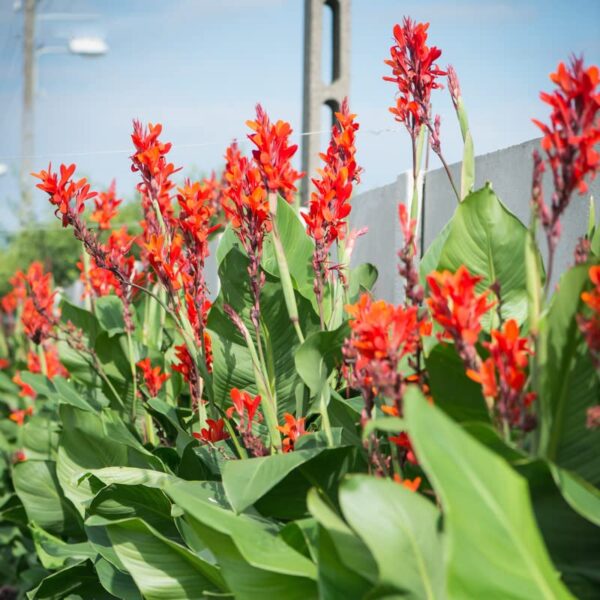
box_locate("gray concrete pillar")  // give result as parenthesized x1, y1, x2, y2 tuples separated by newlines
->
(301, 0, 351, 204)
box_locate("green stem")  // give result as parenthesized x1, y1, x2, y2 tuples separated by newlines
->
(126, 329, 138, 425)
(144, 411, 157, 446)
(319, 386, 334, 447)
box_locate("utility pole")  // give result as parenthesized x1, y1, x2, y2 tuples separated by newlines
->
(20, 0, 36, 226)
(301, 0, 350, 204)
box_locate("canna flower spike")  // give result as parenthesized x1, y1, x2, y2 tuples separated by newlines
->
(467, 319, 537, 432)
(246, 104, 303, 204)
(137, 358, 170, 398)
(384, 18, 446, 137)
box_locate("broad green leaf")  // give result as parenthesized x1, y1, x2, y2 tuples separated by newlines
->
(82, 466, 174, 489)
(425, 343, 490, 423)
(436, 185, 535, 326)
(551, 466, 600, 527)
(405, 387, 574, 599)
(295, 323, 349, 397)
(95, 295, 126, 337)
(166, 479, 318, 599)
(222, 446, 353, 517)
(538, 264, 600, 485)
(208, 247, 319, 416)
(307, 488, 376, 598)
(263, 196, 316, 303)
(20, 372, 106, 413)
(420, 221, 451, 283)
(104, 518, 226, 600)
(21, 415, 59, 460)
(362, 416, 405, 439)
(339, 475, 444, 599)
(347, 263, 378, 304)
(13, 460, 82, 537)
(95, 557, 142, 600)
(59, 299, 101, 345)
(56, 406, 163, 515)
(88, 483, 181, 541)
(461, 422, 525, 462)
(28, 559, 114, 600)
(29, 523, 95, 570)
(516, 460, 600, 598)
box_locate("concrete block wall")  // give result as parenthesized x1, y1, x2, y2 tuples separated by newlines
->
(349, 137, 597, 303)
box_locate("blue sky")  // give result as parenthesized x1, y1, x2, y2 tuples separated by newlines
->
(0, 0, 599, 231)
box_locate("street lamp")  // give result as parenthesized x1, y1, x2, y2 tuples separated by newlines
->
(68, 36, 109, 57)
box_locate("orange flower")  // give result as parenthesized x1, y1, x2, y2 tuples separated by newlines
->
(9, 406, 33, 426)
(383, 18, 445, 134)
(246, 104, 303, 203)
(303, 98, 361, 249)
(33, 163, 96, 227)
(12, 373, 36, 399)
(277, 413, 306, 452)
(21, 262, 57, 345)
(131, 121, 177, 228)
(426, 266, 494, 346)
(1, 270, 26, 314)
(467, 319, 536, 431)
(393, 474, 422, 492)
(345, 294, 421, 407)
(579, 264, 600, 368)
(137, 358, 170, 397)
(27, 345, 68, 380)
(91, 180, 122, 230)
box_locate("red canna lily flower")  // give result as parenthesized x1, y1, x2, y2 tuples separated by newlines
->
(303, 98, 361, 248)
(587, 405, 600, 429)
(173, 344, 194, 383)
(12, 373, 36, 399)
(21, 262, 57, 345)
(578, 265, 600, 369)
(277, 412, 306, 452)
(131, 121, 178, 230)
(9, 406, 33, 426)
(27, 345, 68, 380)
(193, 418, 230, 444)
(33, 163, 97, 227)
(345, 294, 421, 415)
(1, 270, 27, 314)
(90, 180, 122, 230)
(467, 319, 536, 432)
(426, 266, 495, 367)
(14, 450, 27, 463)
(227, 388, 262, 433)
(383, 18, 446, 138)
(0, 358, 9, 369)
(531, 58, 600, 279)
(137, 358, 170, 398)
(389, 431, 418, 464)
(246, 104, 303, 203)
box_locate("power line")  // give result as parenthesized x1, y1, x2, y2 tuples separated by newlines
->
(0, 127, 401, 162)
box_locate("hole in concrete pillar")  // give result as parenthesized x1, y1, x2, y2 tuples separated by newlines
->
(327, 0, 341, 82)
(321, 1, 333, 85)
